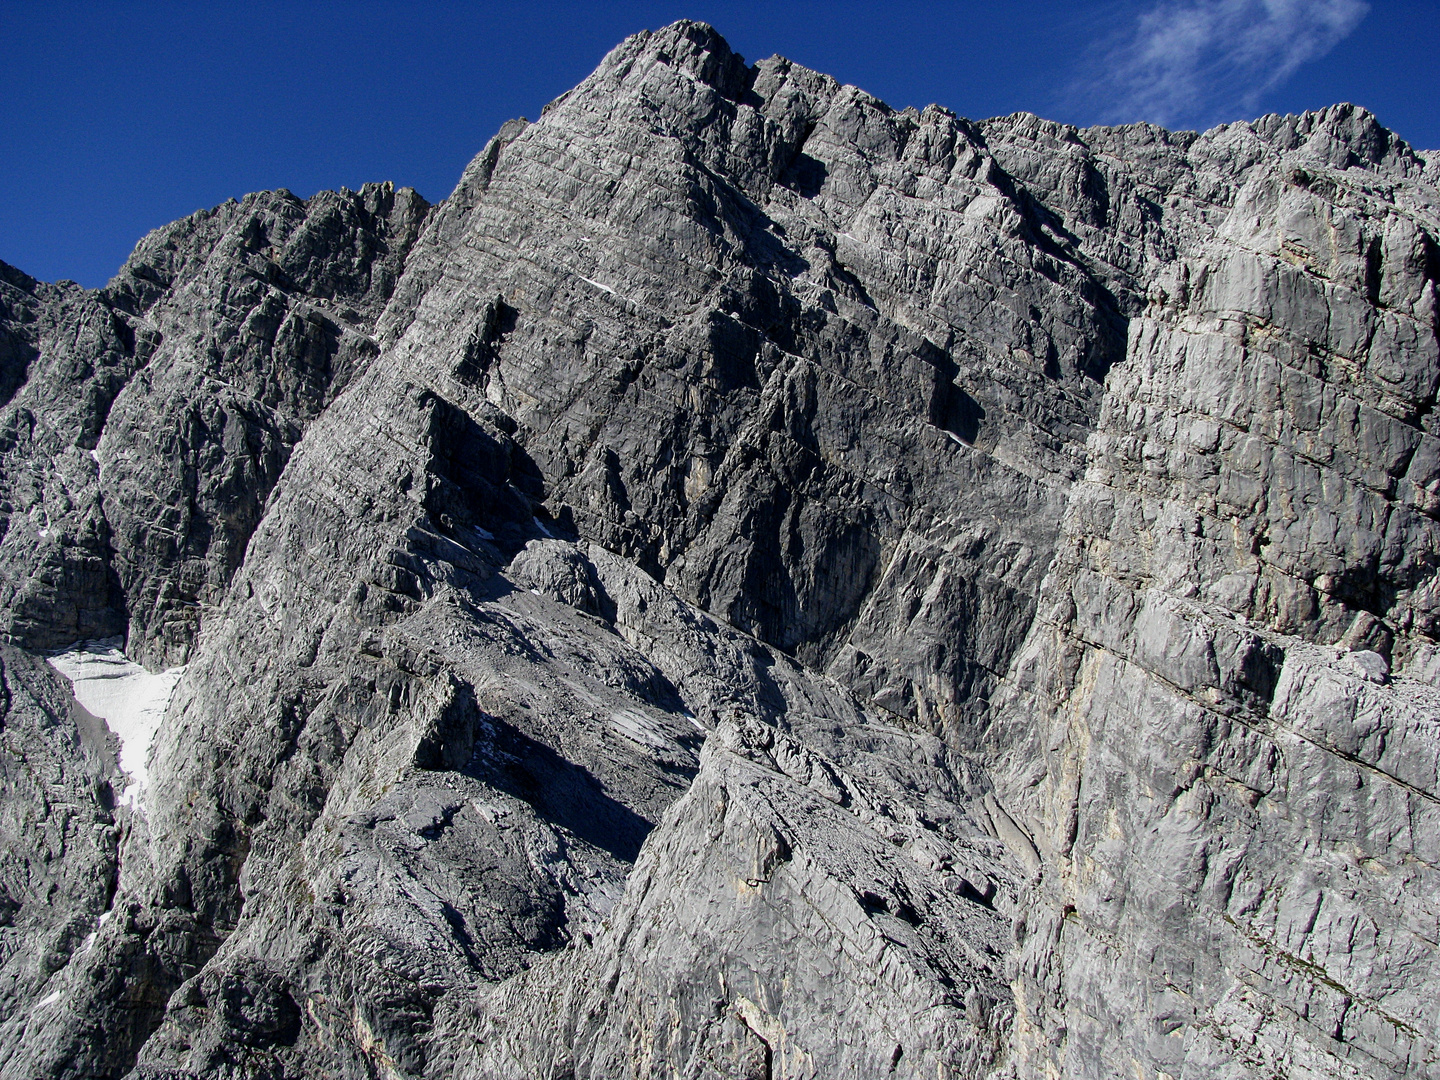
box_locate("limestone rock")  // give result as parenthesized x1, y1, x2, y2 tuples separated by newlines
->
(0, 645, 118, 1066)
(0, 18, 1437, 1080)
(0, 182, 429, 667)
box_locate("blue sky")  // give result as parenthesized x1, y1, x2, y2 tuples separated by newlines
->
(4, 1, 1436, 288)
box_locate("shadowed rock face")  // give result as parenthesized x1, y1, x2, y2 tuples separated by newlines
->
(0, 183, 430, 668)
(0, 19, 1437, 1080)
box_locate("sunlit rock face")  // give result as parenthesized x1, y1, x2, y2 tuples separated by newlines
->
(0, 20, 1438, 1080)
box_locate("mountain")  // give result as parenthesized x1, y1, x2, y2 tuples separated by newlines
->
(1, 20, 1437, 1079)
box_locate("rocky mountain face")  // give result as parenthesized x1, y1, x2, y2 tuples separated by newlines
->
(0, 20, 1437, 1080)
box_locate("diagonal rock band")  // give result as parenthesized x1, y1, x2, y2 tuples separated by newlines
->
(1, 19, 1438, 1080)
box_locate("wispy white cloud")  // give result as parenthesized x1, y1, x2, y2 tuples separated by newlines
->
(1084, 0, 1369, 129)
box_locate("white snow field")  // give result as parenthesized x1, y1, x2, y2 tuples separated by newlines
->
(47, 638, 185, 808)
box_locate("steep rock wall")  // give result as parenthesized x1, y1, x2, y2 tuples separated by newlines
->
(0, 20, 1434, 1080)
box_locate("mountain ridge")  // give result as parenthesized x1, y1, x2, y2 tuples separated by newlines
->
(0, 20, 1437, 1079)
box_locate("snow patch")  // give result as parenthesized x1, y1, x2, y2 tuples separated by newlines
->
(77, 909, 114, 956)
(48, 638, 185, 810)
(576, 274, 615, 296)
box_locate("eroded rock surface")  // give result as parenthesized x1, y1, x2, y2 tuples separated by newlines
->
(0, 19, 1437, 1080)
(0, 183, 429, 667)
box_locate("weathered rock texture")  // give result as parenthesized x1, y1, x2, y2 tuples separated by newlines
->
(0, 20, 1437, 1080)
(0, 184, 429, 668)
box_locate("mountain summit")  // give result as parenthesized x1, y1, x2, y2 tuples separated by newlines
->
(1, 21, 1438, 1079)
